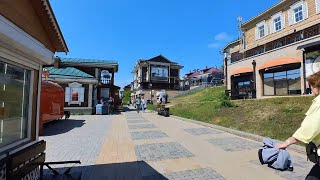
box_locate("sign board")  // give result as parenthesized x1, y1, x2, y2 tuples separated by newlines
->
(150, 66, 168, 82)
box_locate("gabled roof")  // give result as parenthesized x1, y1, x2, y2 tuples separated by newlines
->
(221, 39, 241, 53)
(204, 67, 223, 74)
(46, 67, 94, 79)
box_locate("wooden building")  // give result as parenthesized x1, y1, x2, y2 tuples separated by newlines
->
(132, 55, 183, 91)
(46, 57, 120, 114)
(0, 0, 68, 178)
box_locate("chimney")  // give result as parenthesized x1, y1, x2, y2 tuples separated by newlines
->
(205, 66, 208, 69)
(53, 56, 60, 68)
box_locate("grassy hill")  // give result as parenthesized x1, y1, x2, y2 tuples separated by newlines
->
(169, 86, 314, 141)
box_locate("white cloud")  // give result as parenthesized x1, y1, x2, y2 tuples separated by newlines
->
(208, 32, 234, 49)
(214, 32, 233, 42)
(208, 43, 222, 48)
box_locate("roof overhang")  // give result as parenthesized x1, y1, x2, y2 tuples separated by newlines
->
(259, 57, 301, 70)
(241, 0, 292, 29)
(297, 41, 320, 50)
(61, 62, 118, 72)
(31, 0, 68, 53)
(46, 77, 98, 84)
(221, 39, 241, 53)
(230, 68, 253, 76)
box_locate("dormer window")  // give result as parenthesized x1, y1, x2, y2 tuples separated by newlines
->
(255, 21, 268, 40)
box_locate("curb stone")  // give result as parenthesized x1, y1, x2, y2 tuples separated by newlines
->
(171, 115, 306, 155)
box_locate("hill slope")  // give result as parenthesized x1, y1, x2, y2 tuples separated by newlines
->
(170, 87, 314, 141)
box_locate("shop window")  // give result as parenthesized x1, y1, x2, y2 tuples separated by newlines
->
(0, 60, 31, 149)
(263, 68, 301, 96)
(238, 81, 251, 95)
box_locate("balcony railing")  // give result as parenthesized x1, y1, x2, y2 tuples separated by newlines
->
(230, 23, 320, 63)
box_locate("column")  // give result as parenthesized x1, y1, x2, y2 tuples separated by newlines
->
(94, 68, 99, 106)
(88, 84, 93, 108)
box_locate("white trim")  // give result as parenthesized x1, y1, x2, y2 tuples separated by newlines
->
(36, 65, 42, 140)
(0, 15, 54, 65)
(88, 84, 93, 108)
(316, 0, 320, 14)
(270, 12, 283, 33)
(256, 21, 267, 40)
(47, 77, 98, 84)
(27, 70, 35, 140)
(290, 1, 305, 25)
(0, 46, 39, 70)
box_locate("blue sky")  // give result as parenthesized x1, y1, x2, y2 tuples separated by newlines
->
(51, 0, 279, 88)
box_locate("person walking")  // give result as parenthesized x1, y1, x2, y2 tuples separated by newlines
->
(141, 96, 146, 113)
(135, 97, 141, 113)
(275, 71, 320, 180)
(108, 96, 114, 115)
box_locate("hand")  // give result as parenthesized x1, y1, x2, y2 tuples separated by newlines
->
(275, 143, 288, 149)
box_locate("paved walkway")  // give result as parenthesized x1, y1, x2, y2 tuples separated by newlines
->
(40, 108, 313, 180)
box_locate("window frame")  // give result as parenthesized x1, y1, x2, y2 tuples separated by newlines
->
(256, 21, 268, 40)
(0, 59, 34, 152)
(316, 0, 320, 14)
(270, 12, 284, 33)
(66, 82, 85, 105)
(293, 5, 304, 23)
(289, 1, 308, 25)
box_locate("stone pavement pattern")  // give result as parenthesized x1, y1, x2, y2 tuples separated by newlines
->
(40, 108, 314, 180)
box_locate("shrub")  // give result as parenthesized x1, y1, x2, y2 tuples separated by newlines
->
(217, 92, 234, 108)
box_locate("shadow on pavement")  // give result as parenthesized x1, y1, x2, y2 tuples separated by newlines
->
(43, 161, 168, 180)
(41, 119, 86, 136)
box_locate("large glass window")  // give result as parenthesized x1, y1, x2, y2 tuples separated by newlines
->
(263, 68, 301, 96)
(0, 60, 31, 149)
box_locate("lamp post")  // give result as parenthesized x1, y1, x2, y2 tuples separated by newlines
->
(252, 60, 257, 98)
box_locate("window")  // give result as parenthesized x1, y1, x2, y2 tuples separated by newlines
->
(289, 1, 308, 25)
(65, 82, 85, 105)
(259, 25, 265, 38)
(263, 68, 301, 96)
(274, 17, 282, 31)
(0, 60, 32, 149)
(255, 21, 268, 40)
(294, 5, 303, 23)
(317, 0, 320, 14)
(238, 81, 251, 95)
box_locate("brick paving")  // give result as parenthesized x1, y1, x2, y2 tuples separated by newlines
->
(164, 168, 225, 180)
(131, 131, 168, 140)
(135, 142, 194, 161)
(184, 128, 223, 135)
(207, 137, 261, 152)
(128, 123, 157, 129)
(40, 109, 313, 180)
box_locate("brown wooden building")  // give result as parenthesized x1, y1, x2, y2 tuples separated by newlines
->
(46, 57, 120, 114)
(132, 55, 183, 91)
(0, 0, 68, 178)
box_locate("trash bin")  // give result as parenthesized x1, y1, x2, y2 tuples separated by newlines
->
(163, 108, 170, 117)
(96, 104, 107, 115)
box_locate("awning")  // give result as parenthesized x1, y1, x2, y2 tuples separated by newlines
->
(230, 68, 253, 76)
(297, 41, 320, 50)
(259, 57, 301, 70)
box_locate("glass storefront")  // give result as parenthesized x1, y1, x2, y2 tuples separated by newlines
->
(0, 60, 31, 148)
(238, 81, 251, 95)
(263, 68, 301, 96)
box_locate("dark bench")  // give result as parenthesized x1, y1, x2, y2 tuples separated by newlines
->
(5, 140, 81, 180)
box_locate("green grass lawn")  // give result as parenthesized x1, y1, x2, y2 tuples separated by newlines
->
(170, 86, 314, 141)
